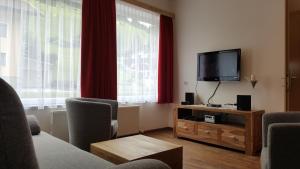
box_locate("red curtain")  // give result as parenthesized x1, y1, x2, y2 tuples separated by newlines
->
(81, 0, 117, 99)
(158, 15, 174, 103)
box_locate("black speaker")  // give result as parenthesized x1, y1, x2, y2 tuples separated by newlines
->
(237, 95, 251, 111)
(185, 92, 194, 105)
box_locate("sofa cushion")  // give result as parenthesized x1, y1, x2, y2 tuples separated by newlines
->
(0, 78, 39, 169)
(27, 115, 41, 135)
(33, 132, 115, 169)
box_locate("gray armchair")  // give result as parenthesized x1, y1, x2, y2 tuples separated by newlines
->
(261, 112, 300, 169)
(66, 98, 118, 151)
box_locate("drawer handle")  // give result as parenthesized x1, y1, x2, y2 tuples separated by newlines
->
(204, 130, 210, 134)
(229, 136, 238, 141)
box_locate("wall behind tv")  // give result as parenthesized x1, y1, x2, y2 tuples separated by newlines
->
(173, 0, 285, 112)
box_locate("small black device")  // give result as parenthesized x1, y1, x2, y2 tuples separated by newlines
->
(207, 104, 222, 108)
(185, 92, 194, 105)
(197, 49, 241, 81)
(237, 95, 251, 111)
(181, 101, 190, 105)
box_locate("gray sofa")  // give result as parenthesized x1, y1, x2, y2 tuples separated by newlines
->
(0, 77, 170, 169)
(32, 131, 170, 169)
(261, 112, 300, 169)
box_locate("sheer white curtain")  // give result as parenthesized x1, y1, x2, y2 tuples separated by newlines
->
(116, 1, 159, 103)
(0, 0, 81, 108)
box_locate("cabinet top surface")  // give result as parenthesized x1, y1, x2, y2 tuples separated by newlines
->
(176, 104, 264, 115)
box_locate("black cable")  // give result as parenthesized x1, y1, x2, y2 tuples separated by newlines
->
(195, 81, 199, 100)
(207, 81, 221, 104)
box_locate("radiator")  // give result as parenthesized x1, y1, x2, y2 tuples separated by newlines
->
(51, 105, 140, 141)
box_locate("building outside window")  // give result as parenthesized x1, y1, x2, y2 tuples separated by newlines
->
(0, 52, 6, 66)
(0, 23, 7, 38)
(0, 0, 82, 108)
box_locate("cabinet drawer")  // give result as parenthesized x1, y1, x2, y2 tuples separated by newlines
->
(221, 128, 245, 149)
(197, 124, 218, 141)
(177, 120, 195, 135)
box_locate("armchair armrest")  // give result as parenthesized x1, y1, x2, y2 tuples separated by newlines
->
(268, 123, 300, 169)
(96, 99, 118, 120)
(79, 98, 118, 120)
(108, 159, 171, 169)
(262, 112, 300, 147)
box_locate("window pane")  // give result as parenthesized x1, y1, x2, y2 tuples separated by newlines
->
(116, 1, 159, 103)
(0, 53, 6, 66)
(0, 0, 82, 108)
(0, 23, 7, 38)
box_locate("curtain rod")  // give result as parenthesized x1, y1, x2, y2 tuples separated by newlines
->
(120, 0, 175, 18)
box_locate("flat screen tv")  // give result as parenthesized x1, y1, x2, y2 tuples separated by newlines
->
(197, 49, 241, 81)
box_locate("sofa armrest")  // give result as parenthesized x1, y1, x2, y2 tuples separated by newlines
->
(107, 159, 171, 169)
(262, 112, 300, 147)
(268, 123, 300, 169)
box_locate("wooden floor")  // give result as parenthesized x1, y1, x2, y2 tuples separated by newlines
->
(145, 129, 260, 169)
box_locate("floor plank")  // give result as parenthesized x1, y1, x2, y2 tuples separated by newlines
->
(145, 129, 260, 169)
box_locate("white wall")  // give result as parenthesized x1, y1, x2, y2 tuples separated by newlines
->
(137, 0, 174, 12)
(173, 0, 286, 113)
(138, 103, 174, 132)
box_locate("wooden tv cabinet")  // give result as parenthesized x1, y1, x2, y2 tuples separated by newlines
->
(173, 105, 264, 155)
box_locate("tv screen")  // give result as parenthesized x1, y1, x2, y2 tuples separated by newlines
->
(197, 49, 241, 81)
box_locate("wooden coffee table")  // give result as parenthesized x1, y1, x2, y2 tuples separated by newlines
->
(91, 135, 183, 169)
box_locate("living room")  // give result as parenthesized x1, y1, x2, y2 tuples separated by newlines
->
(1, 0, 299, 169)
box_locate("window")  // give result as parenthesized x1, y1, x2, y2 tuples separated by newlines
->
(0, 23, 7, 38)
(0, 53, 6, 66)
(0, 0, 82, 108)
(116, 1, 160, 103)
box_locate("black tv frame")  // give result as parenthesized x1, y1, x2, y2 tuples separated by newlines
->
(197, 48, 241, 81)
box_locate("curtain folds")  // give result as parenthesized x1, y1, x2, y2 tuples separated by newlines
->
(158, 15, 174, 104)
(116, 1, 160, 103)
(81, 0, 117, 99)
(0, 0, 82, 108)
